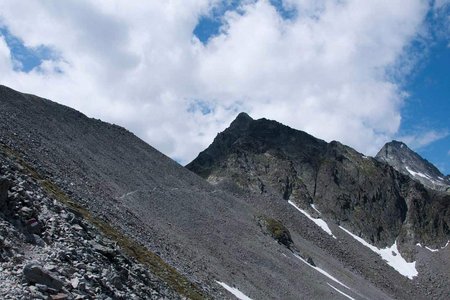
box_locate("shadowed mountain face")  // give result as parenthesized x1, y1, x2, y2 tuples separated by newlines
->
(376, 141, 450, 193)
(1, 86, 449, 299)
(187, 113, 450, 253)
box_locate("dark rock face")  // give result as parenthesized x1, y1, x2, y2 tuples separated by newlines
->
(314, 142, 409, 246)
(376, 141, 450, 193)
(187, 114, 450, 251)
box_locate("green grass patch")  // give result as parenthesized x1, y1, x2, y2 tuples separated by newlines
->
(257, 215, 293, 249)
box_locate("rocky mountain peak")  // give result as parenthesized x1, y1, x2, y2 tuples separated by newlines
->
(376, 140, 450, 192)
(229, 112, 254, 129)
(186, 113, 327, 179)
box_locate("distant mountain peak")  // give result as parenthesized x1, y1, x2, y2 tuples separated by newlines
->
(376, 140, 450, 192)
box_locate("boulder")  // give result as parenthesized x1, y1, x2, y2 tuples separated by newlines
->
(90, 241, 116, 259)
(257, 216, 293, 249)
(23, 262, 65, 291)
(0, 178, 10, 209)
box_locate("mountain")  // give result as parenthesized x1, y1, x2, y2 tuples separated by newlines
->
(1, 86, 449, 299)
(188, 112, 450, 297)
(376, 140, 450, 193)
(187, 113, 449, 251)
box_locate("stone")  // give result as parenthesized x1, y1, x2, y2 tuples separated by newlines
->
(109, 274, 123, 290)
(20, 207, 34, 218)
(35, 283, 48, 292)
(257, 216, 293, 249)
(32, 234, 46, 247)
(90, 241, 116, 259)
(306, 256, 315, 267)
(51, 293, 69, 300)
(23, 263, 64, 291)
(71, 277, 79, 289)
(25, 218, 42, 234)
(0, 178, 10, 209)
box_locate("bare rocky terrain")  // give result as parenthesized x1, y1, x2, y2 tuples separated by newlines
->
(1, 85, 449, 299)
(0, 152, 182, 299)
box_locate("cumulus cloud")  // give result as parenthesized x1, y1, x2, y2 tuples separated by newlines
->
(0, 0, 438, 164)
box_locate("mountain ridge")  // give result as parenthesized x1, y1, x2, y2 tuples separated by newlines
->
(188, 113, 449, 252)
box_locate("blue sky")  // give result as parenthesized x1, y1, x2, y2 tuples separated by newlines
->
(0, 27, 57, 72)
(397, 3, 450, 173)
(0, 1, 448, 170)
(401, 39, 450, 173)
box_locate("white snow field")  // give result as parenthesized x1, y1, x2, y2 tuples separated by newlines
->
(216, 281, 253, 300)
(327, 283, 356, 300)
(288, 200, 336, 238)
(339, 226, 418, 279)
(293, 254, 351, 290)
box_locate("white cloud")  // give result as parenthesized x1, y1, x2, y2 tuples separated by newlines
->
(400, 129, 449, 149)
(0, 0, 436, 164)
(0, 36, 13, 73)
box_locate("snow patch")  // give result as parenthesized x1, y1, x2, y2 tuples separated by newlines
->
(293, 254, 350, 290)
(339, 226, 418, 279)
(311, 204, 321, 214)
(424, 240, 450, 252)
(216, 282, 252, 300)
(289, 201, 336, 238)
(327, 283, 355, 300)
(119, 190, 139, 199)
(405, 167, 432, 180)
(425, 246, 439, 252)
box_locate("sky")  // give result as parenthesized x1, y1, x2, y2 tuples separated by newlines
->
(0, 0, 449, 173)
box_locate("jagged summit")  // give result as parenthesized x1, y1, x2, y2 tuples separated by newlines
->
(186, 113, 327, 178)
(376, 140, 450, 192)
